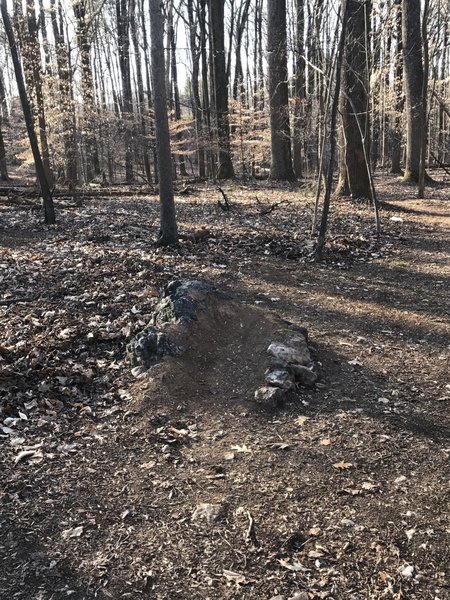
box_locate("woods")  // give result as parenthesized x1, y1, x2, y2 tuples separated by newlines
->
(1, 2, 450, 599)
(0, 0, 446, 202)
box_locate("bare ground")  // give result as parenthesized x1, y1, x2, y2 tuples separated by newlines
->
(0, 174, 449, 600)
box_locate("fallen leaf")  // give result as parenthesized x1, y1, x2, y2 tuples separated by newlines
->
(278, 559, 310, 572)
(394, 475, 407, 484)
(332, 461, 353, 470)
(222, 569, 246, 584)
(341, 487, 361, 496)
(230, 444, 252, 454)
(268, 441, 291, 450)
(14, 450, 37, 464)
(362, 481, 379, 491)
(308, 549, 324, 558)
(399, 564, 414, 579)
(61, 526, 84, 540)
(348, 358, 363, 366)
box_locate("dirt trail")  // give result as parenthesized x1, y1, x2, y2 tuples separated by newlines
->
(1, 179, 449, 599)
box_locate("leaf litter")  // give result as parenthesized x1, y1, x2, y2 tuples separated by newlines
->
(1, 176, 449, 599)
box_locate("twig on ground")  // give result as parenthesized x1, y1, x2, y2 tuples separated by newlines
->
(217, 186, 230, 211)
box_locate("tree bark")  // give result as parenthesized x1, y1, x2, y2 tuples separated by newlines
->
(1, 0, 55, 223)
(50, 0, 78, 187)
(116, 0, 134, 182)
(293, 0, 305, 179)
(390, 0, 403, 174)
(209, 0, 234, 179)
(267, 0, 295, 181)
(149, 0, 178, 245)
(336, 0, 371, 198)
(402, 0, 423, 182)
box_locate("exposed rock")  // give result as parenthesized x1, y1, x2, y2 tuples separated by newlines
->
(254, 386, 286, 405)
(151, 280, 221, 327)
(288, 363, 318, 386)
(267, 337, 310, 366)
(265, 369, 295, 390)
(127, 280, 222, 369)
(191, 502, 224, 524)
(127, 326, 181, 369)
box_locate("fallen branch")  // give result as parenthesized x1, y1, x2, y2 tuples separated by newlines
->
(430, 151, 450, 177)
(217, 186, 230, 211)
(258, 199, 289, 216)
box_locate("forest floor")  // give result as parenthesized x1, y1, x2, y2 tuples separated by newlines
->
(0, 173, 449, 600)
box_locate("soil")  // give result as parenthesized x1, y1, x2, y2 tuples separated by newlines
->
(0, 174, 449, 600)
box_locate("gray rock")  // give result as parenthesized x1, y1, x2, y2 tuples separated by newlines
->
(254, 386, 286, 405)
(127, 326, 181, 369)
(265, 369, 295, 390)
(191, 502, 224, 524)
(267, 338, 310, 366)
(289, 363, 318, 386)
(151, 280, 218, 327)
(127, 280, 219, 369)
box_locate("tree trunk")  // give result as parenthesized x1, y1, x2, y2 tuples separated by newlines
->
(73, 0, 100, 181)
(149, 0, 178, 245)
(116, 0, 134, 182)
(315, 0, 349, 260)
(336, 0, 371, 198)
(187, 0, 205, 178)
(168, 5, 187, 177)
(24, 0, 53, 186)
(130, 0, 151, 183)
(267, 0, 295, 181)
(50, 0, 78, 187)
(390, 0, 403, 174)
(418, 0, 430, 197)
(209, 0, 234, 179)
(293, 0, 305, 179)
(402, 0, 423, 182)
(1, 0, 55, 223)
(0, 120, 9, 181)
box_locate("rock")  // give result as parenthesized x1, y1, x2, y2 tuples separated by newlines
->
(127, 326, 181, 369)
(265, 369, 295, 390)
(131, 365, 147, 378)
(254, 386, 286, 405)
(289, 364, 318, 386)
(127, 280, 229, 372)
(191, 502, 224, 524)
(267, 338, 310, 366)
(151, 280, 219, 327)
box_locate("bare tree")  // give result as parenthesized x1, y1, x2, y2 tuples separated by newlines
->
(336, 0, 371, 198)
(149, 0, 178, 245)
(1, 0, 55, 223)
(209, 0, 234, 179)
(267, 0, 295, 181)
(402, 0, 424, 182)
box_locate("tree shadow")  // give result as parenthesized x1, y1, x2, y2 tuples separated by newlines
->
(0, 512, 110, 600)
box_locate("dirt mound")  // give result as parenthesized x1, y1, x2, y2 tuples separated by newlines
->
(128, 282, 306, 416)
